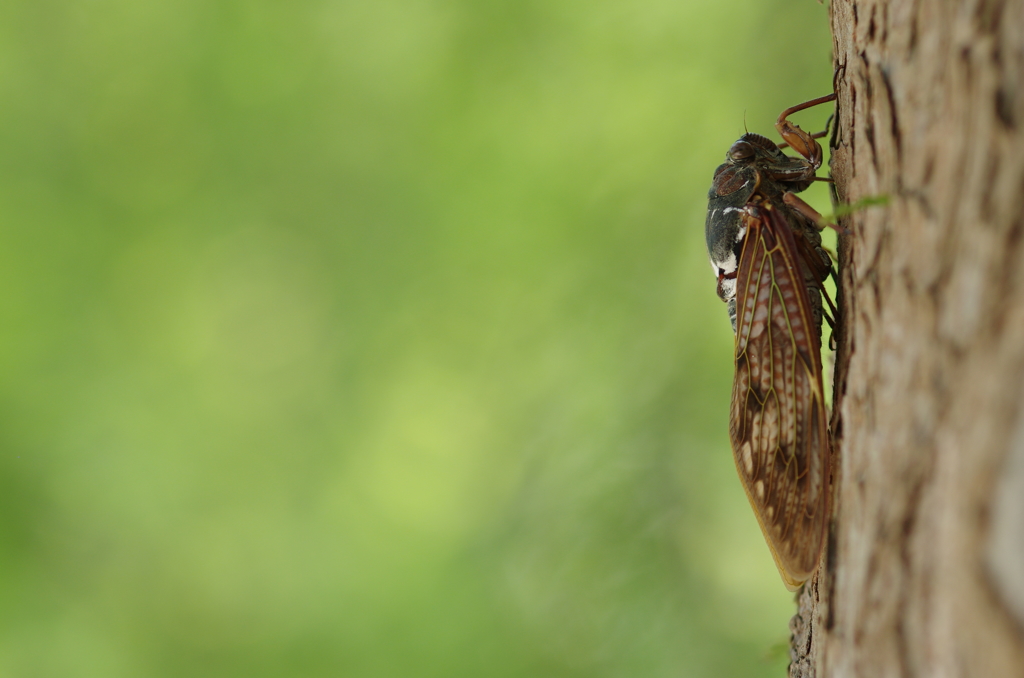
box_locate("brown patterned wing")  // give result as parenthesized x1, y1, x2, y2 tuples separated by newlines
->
(730, 199, 830, 591)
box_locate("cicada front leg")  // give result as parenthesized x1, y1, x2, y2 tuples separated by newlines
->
(777, 114, 833, 163)
(775, 93, 837, 172)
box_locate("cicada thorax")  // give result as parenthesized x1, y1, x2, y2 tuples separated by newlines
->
(705, 132, 831, 333)
(705, 163, 758, 330)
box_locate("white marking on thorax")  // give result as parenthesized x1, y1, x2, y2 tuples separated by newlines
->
(711, 251, 737, 277)
(718, 277, 736, 300)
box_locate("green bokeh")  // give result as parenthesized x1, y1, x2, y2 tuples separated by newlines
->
(0, 1, 834, 676)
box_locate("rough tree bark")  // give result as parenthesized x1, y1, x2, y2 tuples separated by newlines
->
(788, 1, 1024, 676)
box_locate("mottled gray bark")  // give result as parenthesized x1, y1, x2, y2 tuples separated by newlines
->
(790, 1, 1024, 675)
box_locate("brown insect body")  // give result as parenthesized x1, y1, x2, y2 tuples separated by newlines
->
(705, 95, 836, 590)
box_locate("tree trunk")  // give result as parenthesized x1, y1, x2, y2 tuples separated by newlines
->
(789, 1, 1024, 675)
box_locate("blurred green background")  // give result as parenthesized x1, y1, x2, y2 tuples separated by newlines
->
(0, 1, 835, 676)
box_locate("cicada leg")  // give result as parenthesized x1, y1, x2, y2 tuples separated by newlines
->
(775, 93, 837, 170)
(782, 192, 849, 236)
(777, 113, 834, 151)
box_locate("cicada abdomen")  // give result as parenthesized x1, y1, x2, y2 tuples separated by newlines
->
(705, 94, 836, 590)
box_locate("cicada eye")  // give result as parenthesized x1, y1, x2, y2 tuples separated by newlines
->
(728, 141, 754, 161)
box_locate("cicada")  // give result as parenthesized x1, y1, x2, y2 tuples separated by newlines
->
(705, 94, 837, 590)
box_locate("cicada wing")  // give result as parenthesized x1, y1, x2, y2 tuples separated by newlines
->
(730, 201, 830, 591)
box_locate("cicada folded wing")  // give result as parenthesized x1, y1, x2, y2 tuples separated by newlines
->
(731, 198, 830, 590)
